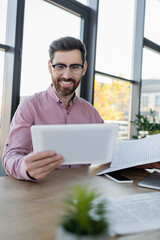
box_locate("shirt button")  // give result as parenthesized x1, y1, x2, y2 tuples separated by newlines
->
(67, 112, 69, 115)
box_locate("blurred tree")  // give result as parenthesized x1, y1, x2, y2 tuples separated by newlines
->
(94, 77, 130, 121)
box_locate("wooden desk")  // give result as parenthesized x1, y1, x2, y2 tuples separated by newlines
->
(0, 167, 160, 240)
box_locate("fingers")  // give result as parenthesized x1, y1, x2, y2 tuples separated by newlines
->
(136, 164, 152, 169)
(24, 150, 64, 180)
(25, 150, 57, 162)
(137, 162, 160, 169)
(28, 158, 64, 180)
(150, 162, 160, 169)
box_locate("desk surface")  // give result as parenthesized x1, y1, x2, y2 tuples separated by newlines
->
(0, 166, 160, 240)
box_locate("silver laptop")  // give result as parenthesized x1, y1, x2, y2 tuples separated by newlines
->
(138, 172, 160, 190)
(31, 123, 118, 165)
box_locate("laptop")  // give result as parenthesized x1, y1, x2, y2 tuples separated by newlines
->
(31, 123, 118, 165)
(138, 171, 160, 190)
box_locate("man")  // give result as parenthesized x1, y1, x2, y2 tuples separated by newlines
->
(3, 36, 160, 181)
(2, 36, 103, 181)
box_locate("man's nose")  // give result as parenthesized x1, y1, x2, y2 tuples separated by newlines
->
(62, 67, 72, 79)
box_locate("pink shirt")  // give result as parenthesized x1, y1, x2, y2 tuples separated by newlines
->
(2, 85, 103, 180)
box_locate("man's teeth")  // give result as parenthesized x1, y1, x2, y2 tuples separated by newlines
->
(61, 81, 72, 85)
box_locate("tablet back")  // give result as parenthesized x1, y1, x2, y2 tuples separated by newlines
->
(31, 123, 118, 165)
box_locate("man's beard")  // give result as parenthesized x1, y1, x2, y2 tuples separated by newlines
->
(54, 77, 81, 96)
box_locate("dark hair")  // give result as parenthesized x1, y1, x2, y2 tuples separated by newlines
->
(49, 36, 86, 64)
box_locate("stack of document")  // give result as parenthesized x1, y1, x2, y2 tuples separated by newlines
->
(97, 133, 160, 175)
(107, 192, 160, 236)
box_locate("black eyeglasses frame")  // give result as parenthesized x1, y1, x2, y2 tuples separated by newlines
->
(51, 63, 84, 69)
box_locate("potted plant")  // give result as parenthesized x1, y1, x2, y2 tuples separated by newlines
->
(56, 184, 109, 240)
(131, 109, 160, 139)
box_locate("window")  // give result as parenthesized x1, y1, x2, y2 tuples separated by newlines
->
(94, 0, 135, 139)
(141, 0, 160, 123)
(20, 0, 81, 99)
(0, 52, 5, 127)
(96, 0, 134, 79)
(141, 48, 160, 122)
(0, 0, 8, 128)
(141, 95, 148, 108)
(2, 0, 158, 152)
(0, 0, 8, 171)
(0, 0, 93, 175)
(155, 95, 160, 108)
(142, 48, 160, 80)
(144, 0, 160, 45)
(94, 73, 131, 139)
(75, 0, 87, 6)
(0, 0, 8, 44)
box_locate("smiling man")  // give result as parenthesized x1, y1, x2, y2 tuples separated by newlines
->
(2, 36, 104, 181)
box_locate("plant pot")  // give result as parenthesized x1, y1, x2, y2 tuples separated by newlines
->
(55, 226, 109, 240)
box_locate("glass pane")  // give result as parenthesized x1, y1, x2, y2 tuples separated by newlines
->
(0, 0, 8, 44)
(144, 0, 160, 45)
(0, 51, 5, 127)
(20, 0, 81, 99)
(75, 0, 87, 5)
(142, 48, 160, 80)
(94, 73, 131, 139)
(140, 48, 160, 122)
(96, 0, 135, 80)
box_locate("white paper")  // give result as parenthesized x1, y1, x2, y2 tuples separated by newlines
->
(107, 192, 160, 236)
(97, 133, 160, 175)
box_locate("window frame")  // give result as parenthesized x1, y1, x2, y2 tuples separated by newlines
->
(0, 0, 98, 157)
(94, 0, 146, 138)
(11, 0, 99, 118)
(1, 0, 156, 160)
(140, 6, 160, 124)
(0, 0, 19, 174)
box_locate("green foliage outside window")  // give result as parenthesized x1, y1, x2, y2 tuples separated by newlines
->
(131, 109, 160, 139)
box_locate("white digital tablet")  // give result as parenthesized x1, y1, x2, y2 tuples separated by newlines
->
(31, 123, 118, 165)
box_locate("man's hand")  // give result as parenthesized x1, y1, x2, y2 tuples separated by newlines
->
(24, 150, 64, 180)
(137, 161, 160, 169)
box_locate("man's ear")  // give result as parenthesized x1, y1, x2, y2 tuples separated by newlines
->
(48, 60, 52, 74)
(82, 61, 87, 76)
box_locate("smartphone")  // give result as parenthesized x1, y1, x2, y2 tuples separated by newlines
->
(104, 172, 133, 183)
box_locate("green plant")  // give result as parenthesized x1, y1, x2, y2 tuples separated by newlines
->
(60, 184, 108, 237)
(131, 109, 160, 139)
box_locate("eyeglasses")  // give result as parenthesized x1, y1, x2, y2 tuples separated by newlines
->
(51, 63, 84, 75)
